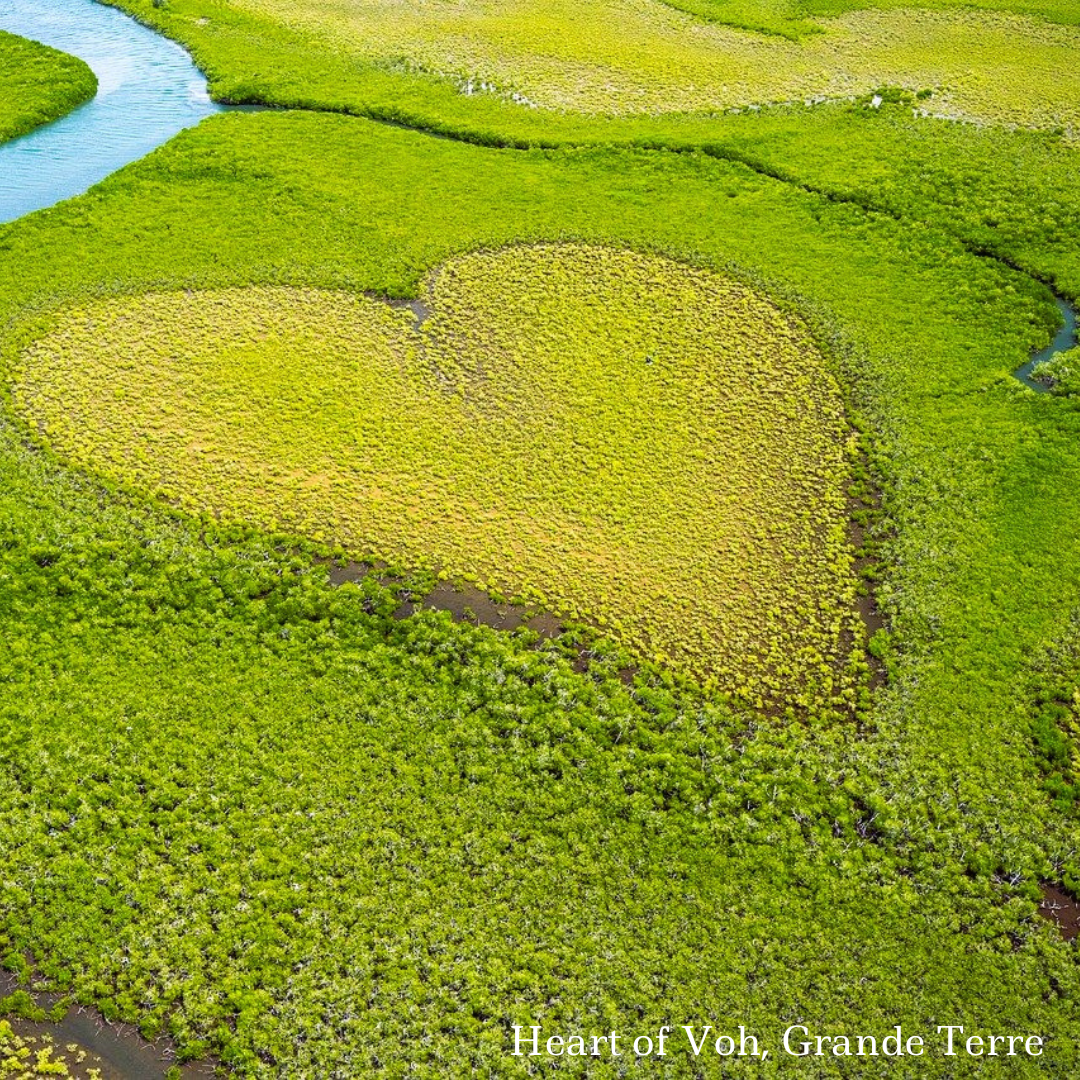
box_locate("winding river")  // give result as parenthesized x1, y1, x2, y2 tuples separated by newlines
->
(0, 0, 223, 224)
(1013, 296, 1078, 392)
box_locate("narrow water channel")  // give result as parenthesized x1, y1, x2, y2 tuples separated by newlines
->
(0, 0, 222, 223)
(1014, 296, 1079, 391)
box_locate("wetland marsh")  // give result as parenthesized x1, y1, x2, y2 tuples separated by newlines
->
(1, 0, 1080, 1076)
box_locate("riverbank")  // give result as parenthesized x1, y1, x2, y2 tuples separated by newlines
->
(0, 0, 220, 223)
(0, 29, 96, 145)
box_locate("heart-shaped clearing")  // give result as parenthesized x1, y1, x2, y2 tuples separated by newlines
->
(12, 244, 858, 711)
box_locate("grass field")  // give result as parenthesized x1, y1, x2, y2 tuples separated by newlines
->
(666, 0, 1080, 39)
(114, 0, 1080, 132)
(0, 107, 1079, 1072)
(12, 247, 857, 709)
(2, 0, 1080, 1076)
(235, 0, 1080, 121)
(0, 30, 96, 144)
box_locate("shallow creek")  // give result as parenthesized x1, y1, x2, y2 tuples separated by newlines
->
(1013, 296, 1078, 391)
(0, 0, 222, 224)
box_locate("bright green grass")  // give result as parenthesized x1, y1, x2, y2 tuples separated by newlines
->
(675, 100, 1080, 297)
(665, 0, 1080, 39)
(112, 0, 1080, 133)
(105, 0, 1080, 298)
(0, 30, 96, 144)
(12, 249, 859, 711)
(89, 0, 1080, 281)
(2, 110, 1080, 1073)
(1033, 347, 1080, 394)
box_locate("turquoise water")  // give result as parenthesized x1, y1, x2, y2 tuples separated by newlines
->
(0, 0, 223, 224)
(1014, 297, 1079, 392)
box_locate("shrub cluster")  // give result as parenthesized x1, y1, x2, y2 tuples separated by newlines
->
(12, 246, 861, 713)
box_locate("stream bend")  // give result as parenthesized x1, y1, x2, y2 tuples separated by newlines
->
(1014, 296, 1079, 392)
(0, 0, 222, 224)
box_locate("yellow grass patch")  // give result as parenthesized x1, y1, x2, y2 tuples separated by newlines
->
(12, 245, 858, 709)
(230, 0, 1079, 130)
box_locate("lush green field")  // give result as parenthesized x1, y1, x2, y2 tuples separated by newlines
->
(683, 101, 1080, 295)
(0, 1019, 106, 1078)
(1, 105, 1079, 1073)
(1, 0, 1080, 1076)
(113, 0, 1080, 133)
(11, 248, 859, 710)
(666, 0, 1080, 39)
(0, 30, 96, 144)
(226, 0, 1080, 122)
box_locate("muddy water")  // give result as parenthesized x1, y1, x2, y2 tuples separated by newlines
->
(1039, 883, 1080, 941)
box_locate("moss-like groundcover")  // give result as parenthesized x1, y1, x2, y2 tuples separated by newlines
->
(12, 247, 858, 711)
(112, 0, 1080, 136)
(0, 106, 1079, 1073)
(0, 30, 96, 144)
(1, 0, 1080, 1077)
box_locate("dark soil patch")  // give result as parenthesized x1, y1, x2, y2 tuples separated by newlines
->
(395, 578, 563, 638)
(324, 559, 633, 681)
(0, 973, 216, 1078)
(847, 453, 888, 694)
(1039, 883, 1080, 941)
(387, 295, 433, 329)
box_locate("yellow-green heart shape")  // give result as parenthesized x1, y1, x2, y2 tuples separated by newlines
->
(12, 244, 858, 709)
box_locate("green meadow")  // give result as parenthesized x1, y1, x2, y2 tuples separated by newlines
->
(114, 0, 1080, 134)
(0, 30, 95, 143)
(666, 0, 1080, 39)
(13, 251, 858, 710)
(0, 1, 1079, 1076)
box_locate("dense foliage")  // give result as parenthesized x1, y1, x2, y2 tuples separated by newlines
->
(1, 0, 1080, 1075)
(1033, 348, 1080, 394)
(1030, 625, 1080, 819)
(111, 0, 1080, 132)
(11, 248, 859, 711)
(663, 0, 1080, 39)
(2, 395, 1072, 1077)
(0, 104, 1078, 1072)
(0, 31, 95, 144)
